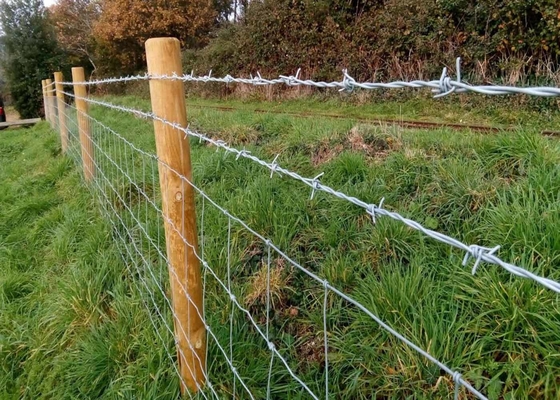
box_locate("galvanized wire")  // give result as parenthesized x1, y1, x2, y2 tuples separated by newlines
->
(54, 100, 489, 399)
(60, 58, 560, 98)
(60, 91, 560, 295)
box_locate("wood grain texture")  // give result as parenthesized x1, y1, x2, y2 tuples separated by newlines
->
(145, 37, 206, 394)
(54, 72, 68, 152)
(71, 67, 94, 182)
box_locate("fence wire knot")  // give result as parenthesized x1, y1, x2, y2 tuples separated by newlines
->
(267, 341, 275, 351)
(309, 172, 325, 200)
(256, 72, 266, 85)
(182, 124, 191, 139)
(236, 148, 251, 160)
(341, 69, 356, 92)
(215, 140, 227, 152)
(280, 68, 302, 86)
(463, 244, 501, 275)
(434, 57, 462, 98)
(202, 70, 213, 82)
(367, 197, 385, 224)
(270, 154, 282, 178)
(452, 371, 463, 400)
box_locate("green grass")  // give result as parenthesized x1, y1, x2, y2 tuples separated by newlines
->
(1, 94, 560, 399)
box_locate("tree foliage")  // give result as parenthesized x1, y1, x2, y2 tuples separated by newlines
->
(3, 0, 559, 109)
(94, 0, 217, 75)
(0, 0, 63, 118)
(50, 0, 101, 76)
(189, 0, 560, 84)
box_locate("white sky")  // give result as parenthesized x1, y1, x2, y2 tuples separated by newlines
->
(44, 0, 58, 6)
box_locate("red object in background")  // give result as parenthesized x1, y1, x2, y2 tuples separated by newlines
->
(0, 96, 6, 125)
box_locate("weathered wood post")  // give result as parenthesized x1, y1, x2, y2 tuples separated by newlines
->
(145, 37, 206, 394)
(54, 72, 68, 153)
(71, 67, 94, 181)
(45, 78, 54, 127)
(41, 79, 48, 120)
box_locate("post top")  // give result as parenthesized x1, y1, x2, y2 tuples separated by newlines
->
(145, 37, 180, 46)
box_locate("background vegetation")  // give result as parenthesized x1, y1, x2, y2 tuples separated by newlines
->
(1, 0, 560, 117)
(0, 0, 63, 118)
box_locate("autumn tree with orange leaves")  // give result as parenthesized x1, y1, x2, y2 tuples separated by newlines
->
(50, 0, 101, 76)
(94, 0, 216, 74)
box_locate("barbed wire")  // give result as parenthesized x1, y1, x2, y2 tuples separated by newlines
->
(60, 58, 560, 98)
(57, 99, 488, 399)
(60, 91, 560, 295)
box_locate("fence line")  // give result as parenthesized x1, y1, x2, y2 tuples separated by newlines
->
(55, 92, 486, 399)
(60, 91, 560, 295)
(58, 103, 217, 399)
(43, 38, 559, 399)
(61, 58, 560, 98)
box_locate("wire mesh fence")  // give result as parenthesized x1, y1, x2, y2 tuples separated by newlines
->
(42, 41, 560, 399)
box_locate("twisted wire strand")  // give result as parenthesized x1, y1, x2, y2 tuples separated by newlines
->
(61, 91, 560, 295)
(63, 104, 487, 399)
(60, 58, 560, 98)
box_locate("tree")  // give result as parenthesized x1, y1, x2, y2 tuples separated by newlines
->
(214, 0, 233, 23)
(50, 0, 101, 77)
(94, 0, 217, 75)
(0, 0, 64, 118)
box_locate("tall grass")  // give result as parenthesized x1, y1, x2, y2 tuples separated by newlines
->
(1, 95, 559, 399)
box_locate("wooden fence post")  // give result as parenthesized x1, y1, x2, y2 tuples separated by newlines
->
(145, 37, 206, 394)
(54, 72, 68, 153)
(71, 67, 94, 181)
(41, 80, 47, 120)
(45, 78, 54, 127)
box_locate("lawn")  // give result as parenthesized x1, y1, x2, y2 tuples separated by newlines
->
(1, 94, 559, 399)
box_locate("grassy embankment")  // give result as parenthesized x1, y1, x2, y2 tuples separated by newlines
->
(1, 94, 559, 399)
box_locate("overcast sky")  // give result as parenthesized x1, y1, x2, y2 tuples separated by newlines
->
(44, 0, 57, 6)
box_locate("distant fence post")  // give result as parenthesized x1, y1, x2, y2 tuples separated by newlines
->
(54, 72, 68, 153)
(41, 80, 48, 121)
(71, 67, 94, 181)
(45, 78, 54, 127)
(145, 37, 206, 394)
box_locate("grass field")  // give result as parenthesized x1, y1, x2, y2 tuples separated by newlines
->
(1, 94, 559, 399)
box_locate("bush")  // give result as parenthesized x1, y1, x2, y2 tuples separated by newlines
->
(0, 0, 64, 118)
(185, 0, 560, 85)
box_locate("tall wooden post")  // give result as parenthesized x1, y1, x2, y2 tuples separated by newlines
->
(145, 37, 206, 394)
(71, 67, 94, 181)
(41, 80, 48, 121)
(45, 79, 54, 127)
(54, 72, 68, 153)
